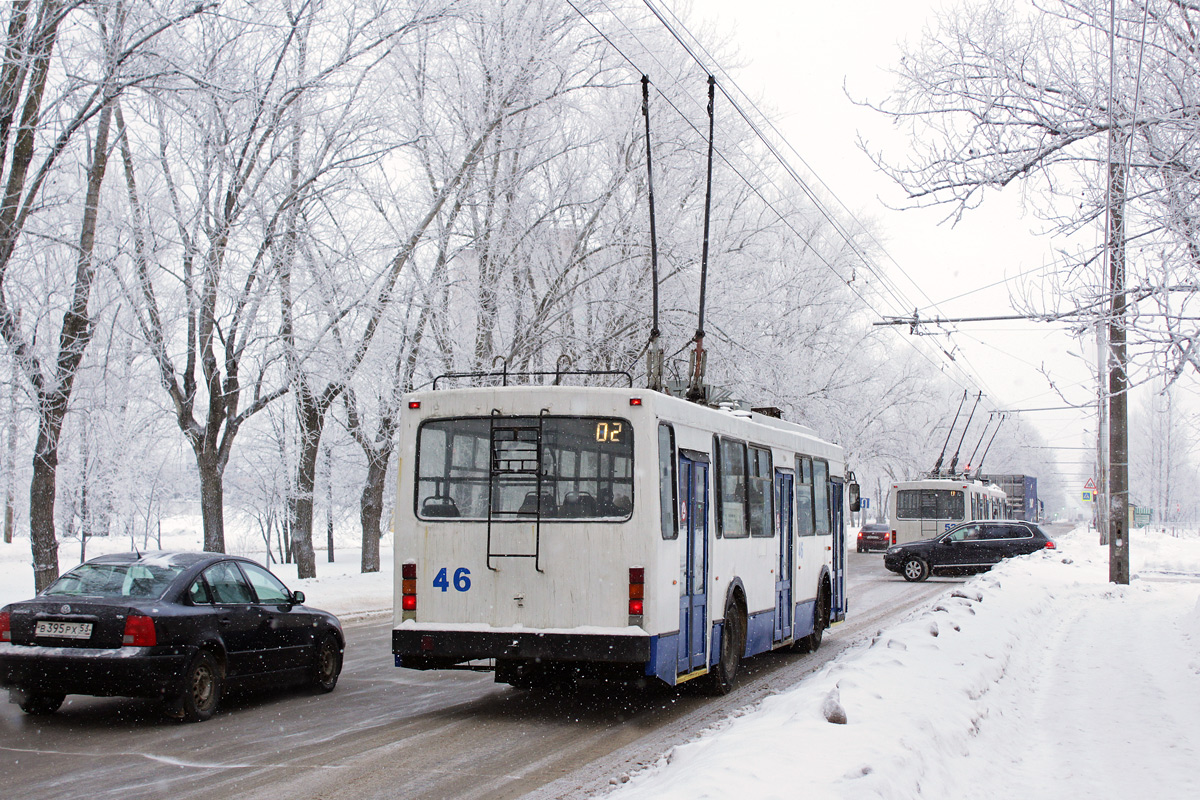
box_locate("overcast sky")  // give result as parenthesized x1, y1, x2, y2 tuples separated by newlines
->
(677, 0, 1103, 485)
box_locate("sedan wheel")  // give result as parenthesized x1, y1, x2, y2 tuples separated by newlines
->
(903, 557, 930, 582)
(16, 691, 65, 716)
(313, 633, 343, 693)
(178, 650, 223, 723)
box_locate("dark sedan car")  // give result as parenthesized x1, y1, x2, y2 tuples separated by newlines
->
(857, 522, 891, 552)
(883, 520, 1055, 582)
(0, 551, 343, 722)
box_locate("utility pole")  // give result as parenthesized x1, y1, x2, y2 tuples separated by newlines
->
(1106, 139, 1130, 584)
(1103, 0, 1129, 584)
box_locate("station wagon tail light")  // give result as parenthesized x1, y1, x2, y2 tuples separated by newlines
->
(402, 561, 417, 617)
(628, 567, 644, 620)
(122, 613, 157, 647)
(1044, 540, 1056, 550)
(0, 611, 9, 642)
(891, 530, 897, 545)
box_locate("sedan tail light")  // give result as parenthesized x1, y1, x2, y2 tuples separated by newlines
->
(122, 613, 157, 647)
(0, 611, 10, 642)
(1044, 540, 1056, 550)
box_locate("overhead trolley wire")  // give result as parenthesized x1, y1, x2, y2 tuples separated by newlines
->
(580, 0, 1007, 405)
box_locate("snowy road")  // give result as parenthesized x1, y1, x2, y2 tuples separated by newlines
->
(2, 549, 956, 800)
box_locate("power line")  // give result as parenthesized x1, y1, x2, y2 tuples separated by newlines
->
(582, 0, 1005, 405)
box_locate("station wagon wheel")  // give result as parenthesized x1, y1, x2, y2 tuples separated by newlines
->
(179, 650, 223, 723)
(903, 557, 930, 583)
(313, 633, 343, 693)
(17, 691, 64, 716)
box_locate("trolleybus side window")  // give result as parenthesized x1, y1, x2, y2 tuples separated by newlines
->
(658, 423, 678, 540)
(796, 455, 815, 536)
(415, 417, 633, 521)
(748, 445, 774, 538)
(715, 436, 748, 538)
(813, 458, 831, 535)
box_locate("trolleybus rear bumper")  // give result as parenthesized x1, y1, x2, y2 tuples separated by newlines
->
(393, 627, 651, 669)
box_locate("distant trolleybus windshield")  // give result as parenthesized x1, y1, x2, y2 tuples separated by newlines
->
(416, 416, 634, 521)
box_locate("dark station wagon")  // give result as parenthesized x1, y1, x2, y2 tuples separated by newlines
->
(0, 551, 344, 722)
(883, 520, 1055, 581)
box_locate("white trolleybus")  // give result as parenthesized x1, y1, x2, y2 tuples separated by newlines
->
(392, 381, 854, 692)
(888, 478, 1007, 545)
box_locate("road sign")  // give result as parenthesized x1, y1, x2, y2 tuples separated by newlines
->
(1084, 478, 1096, 490)
(861, 497, 870, 509)
(1082, 490, 1095, 502)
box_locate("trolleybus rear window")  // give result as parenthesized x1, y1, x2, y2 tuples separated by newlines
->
(416, 417, 633, 521)
(896, 489, 965, 520)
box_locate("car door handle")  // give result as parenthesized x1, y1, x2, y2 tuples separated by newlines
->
(219, 617, 232, 626)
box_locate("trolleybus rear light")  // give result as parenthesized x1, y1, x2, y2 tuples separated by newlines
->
(408, 401, 421, 409)
(402, 561, 418, 616)
(628, 567, 645, 619)
(629, 397, 642, 406)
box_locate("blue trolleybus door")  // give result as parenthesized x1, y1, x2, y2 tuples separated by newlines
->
(677, 454, 709, 675)
(830, 479, 846, 621)
(774, 470, 794, 642)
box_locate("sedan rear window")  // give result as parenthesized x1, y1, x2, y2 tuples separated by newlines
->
(45, 563, 184, 599)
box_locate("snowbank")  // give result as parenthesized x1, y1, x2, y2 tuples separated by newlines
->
(0, 519, 393, 619)
(610, 527, 1200, 799)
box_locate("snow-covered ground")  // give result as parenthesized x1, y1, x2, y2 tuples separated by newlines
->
(610, 526, 1200, 799)
(2, 524, 1198, 799)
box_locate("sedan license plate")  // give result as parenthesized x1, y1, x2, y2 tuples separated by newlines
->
(35, 620, 93, 640)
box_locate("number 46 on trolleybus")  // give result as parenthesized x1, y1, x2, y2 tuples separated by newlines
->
(391, 380, 858, 692)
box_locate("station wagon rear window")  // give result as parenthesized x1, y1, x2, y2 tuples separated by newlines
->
(416, 416, 633, 521)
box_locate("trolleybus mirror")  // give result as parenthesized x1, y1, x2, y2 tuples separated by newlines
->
(848, 482, 861, 512)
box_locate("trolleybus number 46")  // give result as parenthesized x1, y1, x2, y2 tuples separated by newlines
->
(433, 567, 472, 592)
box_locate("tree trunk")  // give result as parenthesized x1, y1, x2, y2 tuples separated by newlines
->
(197, 452, 226, 553)
(290, 398, 324, 579)
(29, 442, 60, 592)
(360, 446, 391, 574)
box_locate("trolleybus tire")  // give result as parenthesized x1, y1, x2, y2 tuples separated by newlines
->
(708, 601, 745, 695)
(903, 556, 930, 582)
(795, 584, 829, 654)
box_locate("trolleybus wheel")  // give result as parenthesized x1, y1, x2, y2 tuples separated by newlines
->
(708, 600, 745, 695)
(795, 583, 829, 654)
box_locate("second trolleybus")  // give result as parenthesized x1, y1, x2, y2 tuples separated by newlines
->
(391, 382, 855, 692)
(887, 477, 1007, 545)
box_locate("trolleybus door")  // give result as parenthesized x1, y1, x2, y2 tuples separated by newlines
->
(677, 454, 709, 675)
(830, 479, 846, 621)
(774, 470, 794, 642)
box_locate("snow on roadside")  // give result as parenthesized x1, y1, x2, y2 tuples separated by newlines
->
(0, 518, 394, 620)
(609, 526, 1200, 799)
